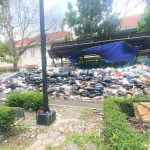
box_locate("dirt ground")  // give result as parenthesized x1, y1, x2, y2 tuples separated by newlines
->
(0, 105, 103, 150)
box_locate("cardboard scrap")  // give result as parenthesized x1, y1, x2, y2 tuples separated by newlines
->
(134, 102, 150, 122)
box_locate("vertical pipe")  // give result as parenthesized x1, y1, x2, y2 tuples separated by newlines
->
(39, 0, 49, 112)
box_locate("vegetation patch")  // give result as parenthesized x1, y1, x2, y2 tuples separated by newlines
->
(103, 96, 150, 150)
(65, 132, 102, 149)
(45, 145, 63, 150)
(79, 108, 92, 120)
(6, 91, 43, 111)
(0, 106, 16, 139)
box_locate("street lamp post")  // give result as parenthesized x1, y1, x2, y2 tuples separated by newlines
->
(39, 0, 49, 112)
(36, 0, 56, 126)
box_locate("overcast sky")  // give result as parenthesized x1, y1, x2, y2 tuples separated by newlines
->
(44, 0, 146, 17)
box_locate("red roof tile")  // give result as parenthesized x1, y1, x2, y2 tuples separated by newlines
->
(15, 31, 69, 46)
(120, 15, 141, 30)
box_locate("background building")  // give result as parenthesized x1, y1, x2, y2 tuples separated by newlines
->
(119, 15, 141, 31)
(0, 31, 69, 68)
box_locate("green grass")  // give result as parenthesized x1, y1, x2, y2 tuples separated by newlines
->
(65, 132, 103, 150)
(45, 145, 52, 150)
(45, 146, 63, 150)
(79, 108, 92, 120)
(103, 96, 150, 150)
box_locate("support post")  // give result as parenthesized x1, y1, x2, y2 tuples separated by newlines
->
(61, 57, 63, 67)
(52, 56, 55, 67)
(39, 0, 49, 112)
(36, 0, 56, 126)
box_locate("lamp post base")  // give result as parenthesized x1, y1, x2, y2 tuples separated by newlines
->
(36, 109, 56, 126)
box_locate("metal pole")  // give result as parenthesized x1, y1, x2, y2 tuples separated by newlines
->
(39, 0, 50, 112)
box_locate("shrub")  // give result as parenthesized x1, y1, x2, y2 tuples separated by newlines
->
(0, 107, 16, 136)
(6, 92, 25, 108)
(6, 91, 43, 111)
(103, 96, 150, 150)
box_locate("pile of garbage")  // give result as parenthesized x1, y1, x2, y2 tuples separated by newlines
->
(0, 64, 150, 101)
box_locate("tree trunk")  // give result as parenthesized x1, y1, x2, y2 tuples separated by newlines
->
(13, 62, 18, 71)
(71, 28, 73, 40)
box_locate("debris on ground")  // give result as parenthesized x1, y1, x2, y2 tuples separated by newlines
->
(0, 64, 150, 101)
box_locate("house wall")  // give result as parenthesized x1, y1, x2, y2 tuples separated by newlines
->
(0, 44, 54, 68)
(0, 31, 69, 69)
(19, 44, 53, 68)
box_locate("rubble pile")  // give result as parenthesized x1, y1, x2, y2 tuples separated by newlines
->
(0, 64, 150, 101)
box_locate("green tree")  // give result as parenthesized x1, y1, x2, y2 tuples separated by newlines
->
(138, 7, 150, 32)
(61, 2, 77, 40)
(0, 42, 19, 66)
(74, 0, 119, 39)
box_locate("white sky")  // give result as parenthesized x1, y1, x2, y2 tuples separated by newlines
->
(113, 0, 146, 16)
(44, 0, 146, 17)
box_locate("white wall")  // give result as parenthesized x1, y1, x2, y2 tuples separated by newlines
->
(19, 44, 53, 67)
(0, 44, 53, 68)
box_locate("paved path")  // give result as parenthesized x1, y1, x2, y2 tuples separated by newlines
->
(51, 99, 103, 110)
(25, 106, 103, 150)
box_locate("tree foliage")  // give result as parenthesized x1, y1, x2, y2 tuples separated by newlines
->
(61, 2, 77, 40)
(138, 5, 150, 32)
(0, 42, 18, 65)
(62, 0, 119, 39)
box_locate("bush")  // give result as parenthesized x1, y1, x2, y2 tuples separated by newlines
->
(0, 107, 16, 136)
(6, 91, 43, 111)
(103, 96, 150, 150)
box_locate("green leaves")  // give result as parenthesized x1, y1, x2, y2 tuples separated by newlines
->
(65, 132, 102, 149)
(0, 42, 18, 64)
(6, 91, 44, 111)
(103, 96, 150, 150)
(138, 7, 150, 32)
(62, 0, 119, 39)
(0, 106, 16, 137)
(61, 2, 77, 40)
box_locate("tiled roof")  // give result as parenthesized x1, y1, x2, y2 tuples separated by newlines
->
(120, 15, 141, 30)
(15, 31, 69, 46)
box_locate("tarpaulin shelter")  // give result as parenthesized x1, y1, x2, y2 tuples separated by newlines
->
(69, 41, 141, 63)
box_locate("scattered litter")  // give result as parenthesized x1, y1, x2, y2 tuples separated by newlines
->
(0, 64, 149, 101)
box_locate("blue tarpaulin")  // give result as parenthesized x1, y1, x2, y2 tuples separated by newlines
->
(69, 41, 141, 63)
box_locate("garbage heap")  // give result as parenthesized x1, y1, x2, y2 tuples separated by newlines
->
(0, 64, 150, 101)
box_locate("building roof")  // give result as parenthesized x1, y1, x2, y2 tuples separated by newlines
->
(15, 31, 69, 46)
(49, 32, 150, 58)
(120, 15, 141, 30)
